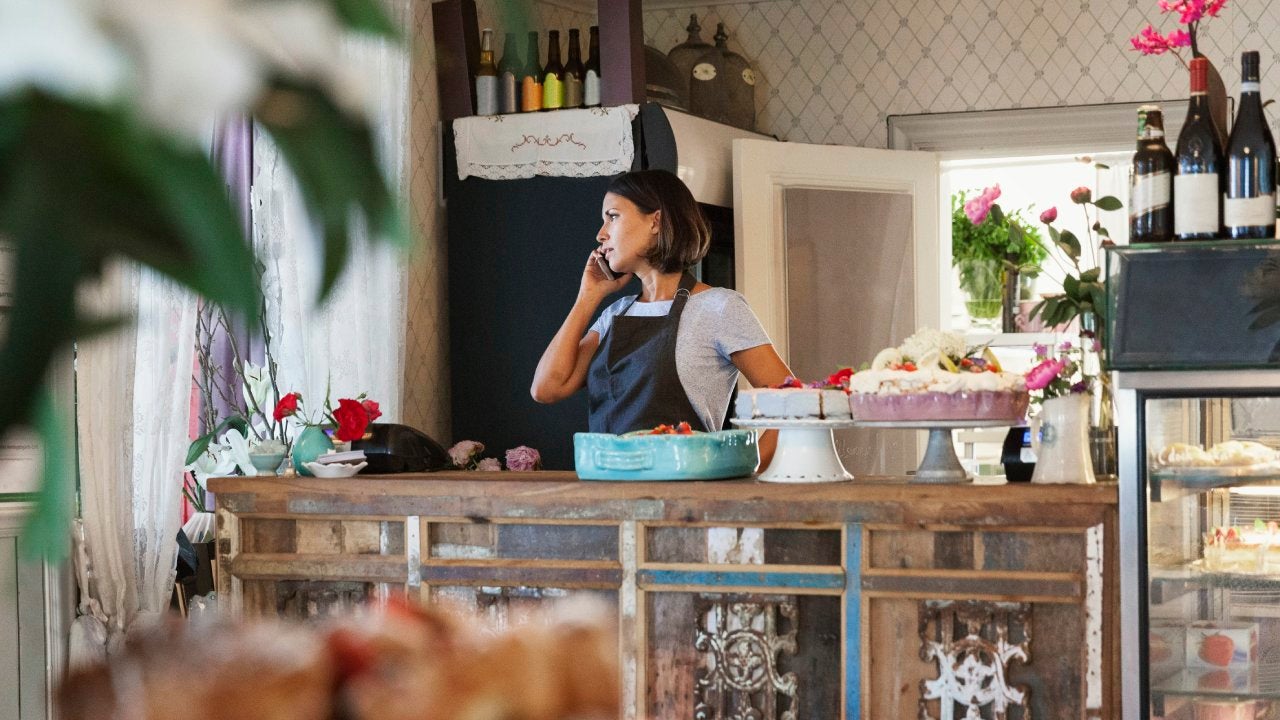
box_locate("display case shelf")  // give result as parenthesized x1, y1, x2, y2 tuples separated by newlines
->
(1153, 661, 1280, 702)
(1152, 565, 1280, 593)
(1151, 466, 1280, 499)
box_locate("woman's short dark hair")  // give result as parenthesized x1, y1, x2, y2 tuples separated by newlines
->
(606, 170, 710, 273)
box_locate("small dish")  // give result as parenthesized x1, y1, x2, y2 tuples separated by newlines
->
(302, 461, 368, 478)
(249, 452, 286, 475)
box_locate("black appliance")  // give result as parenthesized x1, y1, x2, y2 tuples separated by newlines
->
(352, 423, 449, 473)
(1000, 425, 1035, 482)
(443, 104, 758, 469)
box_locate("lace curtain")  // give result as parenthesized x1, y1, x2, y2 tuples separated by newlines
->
(253, 2, 410, 421)
(71, 264, 197, 667)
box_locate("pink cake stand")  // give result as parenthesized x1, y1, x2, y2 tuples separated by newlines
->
(855, 419, 1019, 483)
(731, 418, 858, 483)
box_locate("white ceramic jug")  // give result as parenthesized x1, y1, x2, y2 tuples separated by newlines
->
(1030, 393, 1097, 484)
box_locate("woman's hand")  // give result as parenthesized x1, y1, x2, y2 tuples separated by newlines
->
(580, 249, 631, 300)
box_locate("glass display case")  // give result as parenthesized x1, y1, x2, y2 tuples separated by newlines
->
(1111, 241, 1280, 719)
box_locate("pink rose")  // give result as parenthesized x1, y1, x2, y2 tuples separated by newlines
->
(963, 184, 1001, 225)
(505, 445, 542, 472)
(476, 457, 502, 471)
(1039, 206, 1057, 224)
(1070, 186, 1092, 204)
(447, 440, 485, 468)
(1025, 359, 1066, 391)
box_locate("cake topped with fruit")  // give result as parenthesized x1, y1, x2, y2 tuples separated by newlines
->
(846, 328, 1028, 422)
(734, 369, 854, 421)
(1202, 520, 1280, 573)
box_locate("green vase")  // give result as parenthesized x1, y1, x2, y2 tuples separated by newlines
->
(292, 425, 334, 476)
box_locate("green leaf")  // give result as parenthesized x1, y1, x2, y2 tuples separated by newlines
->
(327, 0, 400, 38)
(1063, 273, 1081, 299)
(1080, 267, 1101, 283)
(1029, 298, 1048, 321)
(21, 388, 73, 561)
(1057, 229, 1082, 260)
(1094, 196, 1123, 211)
(988, 204, 1005, 226)
(1095, 162, 1110, 170)
(1089, 284, 1108, 322)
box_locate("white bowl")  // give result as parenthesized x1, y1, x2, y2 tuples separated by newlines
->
(302, 461, 368, 478)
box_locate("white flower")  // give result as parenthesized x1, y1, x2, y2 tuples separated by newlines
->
(219, 427, 256, 477)
(185, 441, 236, 483)
(0, 0, 125, 102)
(241, 361, 274, 417)
(900, 328, 965, 363)
(105, 0, 263, 144)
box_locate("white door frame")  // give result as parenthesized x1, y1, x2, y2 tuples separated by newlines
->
(732, 139, 941, 365)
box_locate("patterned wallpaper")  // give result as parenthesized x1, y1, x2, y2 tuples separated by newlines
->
(644, 0, 1280, 147)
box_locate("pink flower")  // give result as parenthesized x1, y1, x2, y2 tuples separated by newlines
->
(1159, 0, 1226, 23)
(1129, 24, 1191, 55)
(1070, 186, 1093, 204)
(1039, 206, 1058, 224)
(505, 445, 542, 472)
(963, 184, 1001, 225)
(1025, 359, 1066, 391)
(476, 457, 502, 471)
(447, 440, 485, 467)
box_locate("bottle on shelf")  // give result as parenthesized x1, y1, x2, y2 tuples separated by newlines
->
(1130, 104, 1175, 243)
(1174, 57, 1225, 241)
(542, 29, 565, 111)
(1225, 50, 1277, 239)
(496, 32, 520, 115)
(475, 28, 498, 117)
(584, 25, 601, 108)
(520, 30, 542, 112)
(563, 28, 585, 109)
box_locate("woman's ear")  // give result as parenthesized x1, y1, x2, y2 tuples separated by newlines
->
(650, 209, 661, 234)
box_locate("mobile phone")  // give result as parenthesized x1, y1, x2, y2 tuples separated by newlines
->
(595, 254, 617, 281)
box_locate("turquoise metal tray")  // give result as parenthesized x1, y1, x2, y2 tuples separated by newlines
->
(573, 430, 759, 481)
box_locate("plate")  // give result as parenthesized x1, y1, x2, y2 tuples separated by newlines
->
(302, 461, 368, 478)
(1151, 461, 1280, 483)
(732, 417, 858, 429)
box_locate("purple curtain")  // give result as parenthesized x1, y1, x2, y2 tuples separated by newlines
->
(201, 115, 258, 430)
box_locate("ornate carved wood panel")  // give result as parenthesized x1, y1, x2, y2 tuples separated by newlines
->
(918, 600, 1032, 720)
(694, 597, 799, 720)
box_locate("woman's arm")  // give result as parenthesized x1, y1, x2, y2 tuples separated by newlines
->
(531, 251, 630, 404)
(729, 343, 795, 470)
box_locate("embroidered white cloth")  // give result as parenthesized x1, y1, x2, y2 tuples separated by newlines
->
(453, 104, 639, 180)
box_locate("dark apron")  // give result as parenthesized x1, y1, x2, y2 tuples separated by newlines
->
(587, 272, 704, 434)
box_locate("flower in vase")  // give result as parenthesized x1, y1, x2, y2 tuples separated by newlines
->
(1025, 359, 1066, 391)
(361, 399, 382, 423)
(1039, 206, 1058, 224)
(505, 446, 542, 472)
(273, 391, 301, 421)
(476, 458, 502, 472)
(1070, 186, 1092, 204)
(963, 184, 1001, 225)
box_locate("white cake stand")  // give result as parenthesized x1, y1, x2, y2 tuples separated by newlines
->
(855, 419, 1018, 484)
(731, 418, 858, 483)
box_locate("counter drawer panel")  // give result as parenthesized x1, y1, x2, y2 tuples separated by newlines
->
(421, 560, 622, 588)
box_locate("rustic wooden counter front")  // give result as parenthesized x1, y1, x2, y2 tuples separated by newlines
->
(210, 473, 1118, 720)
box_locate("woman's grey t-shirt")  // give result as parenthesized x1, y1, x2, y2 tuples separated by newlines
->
(588, 287, 772, 431)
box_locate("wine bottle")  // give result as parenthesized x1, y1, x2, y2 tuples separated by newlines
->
(496, 32, 519, 114)
(584, 25, 601, 107)
(475, 28, 498, 116)
(520, 31, 542, 112)
(563, 28, 585, 108)
(542, 30, 564, 110)
(1175, 57, 1225, 240)
(1225, 50, 1277, 239)
(1130, 104, 1175, 243)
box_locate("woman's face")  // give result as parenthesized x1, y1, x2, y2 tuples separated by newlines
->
(597, 192, 659, 275)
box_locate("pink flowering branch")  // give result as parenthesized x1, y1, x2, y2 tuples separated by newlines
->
(1132, 0, 1227, 63)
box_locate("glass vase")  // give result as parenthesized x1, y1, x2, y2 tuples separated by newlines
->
(292, 425, 334, 476)
(957, 258, 1002, 330)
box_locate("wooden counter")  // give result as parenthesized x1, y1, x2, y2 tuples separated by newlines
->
(211, 472, 1118, 720)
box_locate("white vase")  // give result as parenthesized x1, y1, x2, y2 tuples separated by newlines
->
(1030, 394, 1097, 484)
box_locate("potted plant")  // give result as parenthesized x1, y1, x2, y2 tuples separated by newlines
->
(951, 185, 1048, 332)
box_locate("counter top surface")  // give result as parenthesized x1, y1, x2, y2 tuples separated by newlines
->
(209, 472, 1116, 526)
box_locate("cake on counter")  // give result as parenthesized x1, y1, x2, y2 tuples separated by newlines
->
(734, 369, 853, 421)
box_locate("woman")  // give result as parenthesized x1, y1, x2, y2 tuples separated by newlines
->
(531, 169, 792, 464)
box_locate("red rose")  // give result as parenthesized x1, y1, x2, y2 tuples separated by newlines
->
(1070, 186, 1092, 204)
(333, 398, 370, 442)
(273, 392, 300, 421)
(361, 399, 382, 423)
